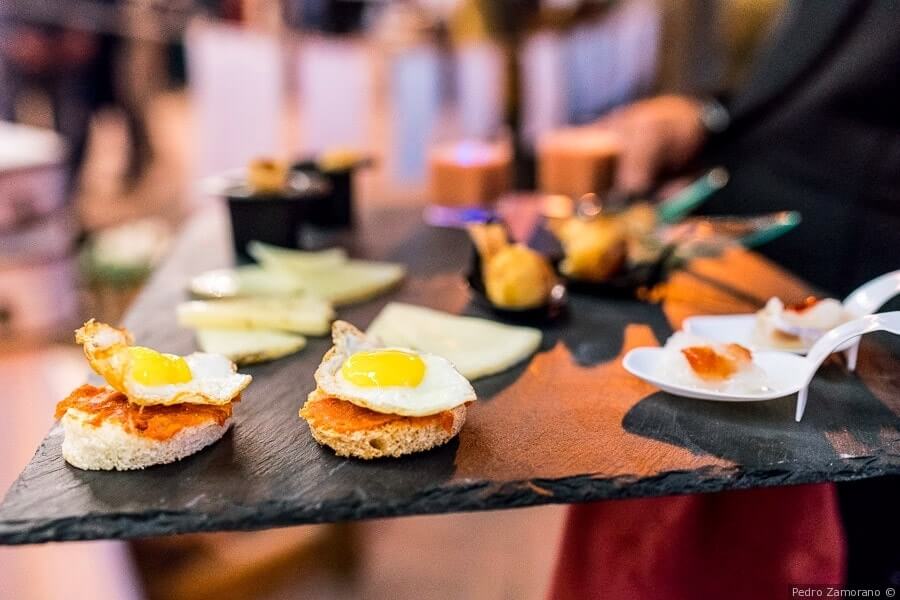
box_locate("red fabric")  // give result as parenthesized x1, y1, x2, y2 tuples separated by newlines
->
(549, 484, 845, 600)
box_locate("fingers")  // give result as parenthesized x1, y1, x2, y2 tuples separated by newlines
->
(593, 96, 705, 195)
(598, 109, 665, 195)
(616, 117, 668, 195)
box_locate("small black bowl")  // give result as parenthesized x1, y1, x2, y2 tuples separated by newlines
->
(292, 158, 371, 229)
(527, 221, 677, 298)
(466, 246, 568, 325)
(225, 172, 331, 259)
(561, 245, 678, 298)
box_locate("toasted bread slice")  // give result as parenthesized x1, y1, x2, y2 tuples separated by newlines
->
(56, 385, 233, 470)
(300, 390, 466, 459)
(60, 408, 231, 470)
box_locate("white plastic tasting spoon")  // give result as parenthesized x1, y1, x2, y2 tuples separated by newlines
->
(791, 311, 900, 421)
(622, 312, 900, 422)
(683, 269, 900, 369)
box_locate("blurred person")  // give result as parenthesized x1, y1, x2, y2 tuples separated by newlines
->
(596, 0, 899, 297)
(551, 2, 899, 598)
(0, 0, 153, 192)
(0, 19, 99, 188)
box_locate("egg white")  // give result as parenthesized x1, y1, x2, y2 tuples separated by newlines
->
(123, 352, 251, 406)
(314, 322, 476, 417)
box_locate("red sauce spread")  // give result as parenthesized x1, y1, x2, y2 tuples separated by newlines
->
(681, 344, 752, 381)
(300, 395, 455, 434)
(55, 384, 233, 441)
(787, 296, 820, 313)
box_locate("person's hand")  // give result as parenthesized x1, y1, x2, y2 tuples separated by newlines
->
(596, 95, 706, 195)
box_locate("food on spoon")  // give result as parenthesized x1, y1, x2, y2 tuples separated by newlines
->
(195, 329, 306, 365)
(177, 296, 334, 336)
(753, 296, 850, 349)
(547, 215, 627, 282)
(247, 158, 289, 194)
(248, 241, 405, 305)
(300, 321, 475, 459)
(468, 223, 556, 310)
(658, 332, 769, 394)
(367, 302, 542, 380)
(56, 321, 250, 470)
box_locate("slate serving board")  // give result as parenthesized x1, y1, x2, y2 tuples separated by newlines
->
(1, 206, 898, 545)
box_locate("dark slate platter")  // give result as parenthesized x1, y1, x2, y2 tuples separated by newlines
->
(1, 205, 898, 545)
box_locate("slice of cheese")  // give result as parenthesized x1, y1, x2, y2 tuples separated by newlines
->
(367, 303, 543, 380)
(195, 329, 306, 365)
(189, 265, 304, 299)
(248, 241, 405, 306)
(247, 242, 348, 270)
(178, 296, 334, 336)
(285, 260, 405, 305)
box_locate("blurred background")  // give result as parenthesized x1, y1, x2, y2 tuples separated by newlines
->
(0, 1, 838, 598)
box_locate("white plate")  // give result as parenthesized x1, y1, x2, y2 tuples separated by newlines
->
(622, 347, 808, 402)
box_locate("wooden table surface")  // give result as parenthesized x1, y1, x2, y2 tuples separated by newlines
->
(1, 204, 898, 545)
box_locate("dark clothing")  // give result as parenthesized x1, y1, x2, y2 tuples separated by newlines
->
(0, 1, 153, 192)
(699, 2, 900, 587)
(702, 0, 900, 296)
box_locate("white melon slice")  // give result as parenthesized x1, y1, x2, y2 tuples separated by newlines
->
(189, 265, 304, 299)
(195, 329, 306, 365)
(178, 296, 334, 336)
(247, 241, 348, 270)
(286, 260, 405, 305)
(248, 242, 405, 306)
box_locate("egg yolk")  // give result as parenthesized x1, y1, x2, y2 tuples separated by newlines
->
(340, 350, 426, 388)
(128, 346, 193, 386)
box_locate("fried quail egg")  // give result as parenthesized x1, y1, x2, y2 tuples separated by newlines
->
(76, 320, 252, 406)
(314, 321, 476, 417)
